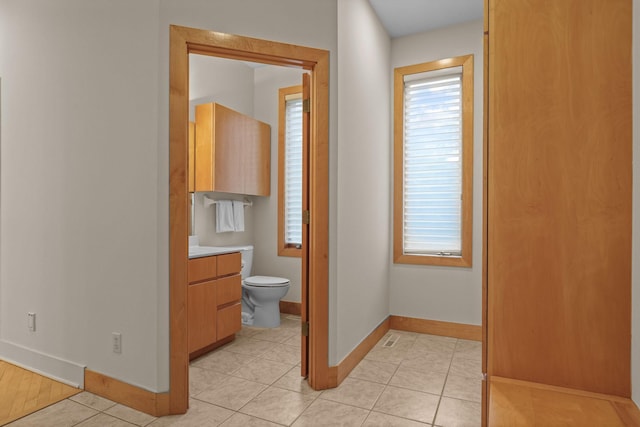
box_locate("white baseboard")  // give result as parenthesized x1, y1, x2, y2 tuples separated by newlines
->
(0, 339, 85, 388)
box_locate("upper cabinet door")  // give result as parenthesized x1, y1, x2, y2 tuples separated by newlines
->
(195, 102, 271, 196)
(487, 0, 632, 396)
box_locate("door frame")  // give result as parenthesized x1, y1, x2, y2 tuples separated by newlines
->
(168, 25, 330, 413)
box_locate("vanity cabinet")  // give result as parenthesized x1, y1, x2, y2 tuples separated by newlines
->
(187, 252, 242, 356)
(195, 102, 270, 196)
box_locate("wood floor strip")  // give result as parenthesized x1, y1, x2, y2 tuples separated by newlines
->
(488, 376, 640, 426)
(0, 360, 80, 426)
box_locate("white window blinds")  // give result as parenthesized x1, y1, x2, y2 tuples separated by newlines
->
(403, 71, 463, 255)
(284, 97, 303, 246)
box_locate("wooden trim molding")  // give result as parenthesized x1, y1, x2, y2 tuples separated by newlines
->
(84, 370, 169, 417)
(169, 25, 331, 412)
(279, 300, 302, 316)
(389, 315, 481, 341)
(330, 318, 390, 387)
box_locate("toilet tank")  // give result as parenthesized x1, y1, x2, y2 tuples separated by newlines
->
(239, 245, 253, 279)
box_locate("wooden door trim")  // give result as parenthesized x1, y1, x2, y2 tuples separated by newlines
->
(169, 25, 330, 413)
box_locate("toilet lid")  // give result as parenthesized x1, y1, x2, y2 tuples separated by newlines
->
(244, 275, 290, 287)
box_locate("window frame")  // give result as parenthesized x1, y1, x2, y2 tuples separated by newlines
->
(278, 85, 303, 257)
(393, 54, 474, 267)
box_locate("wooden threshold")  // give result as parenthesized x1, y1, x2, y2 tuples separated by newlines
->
(0, 360, 80, 425)
(84, 370, 169, 417)
(389, 315, 481, 341)
(488, 376, 640, 427)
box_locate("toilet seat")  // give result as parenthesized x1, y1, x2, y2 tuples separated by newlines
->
(244, 275, 290, 287)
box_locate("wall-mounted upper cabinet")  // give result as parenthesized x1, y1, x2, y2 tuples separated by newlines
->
(195, 102, 271, 196)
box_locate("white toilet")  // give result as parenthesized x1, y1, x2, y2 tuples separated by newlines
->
(239, 245, 290, 328)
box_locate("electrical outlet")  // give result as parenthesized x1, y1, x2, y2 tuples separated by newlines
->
(112, 332, 122, 354)
(27, 312, 36, 332)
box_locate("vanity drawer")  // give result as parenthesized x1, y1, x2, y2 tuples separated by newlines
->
(188, 256, 217, 283)
(217, 275, 242, 306)
(217, 303, 241, 339)
(217, 252, 241, 276)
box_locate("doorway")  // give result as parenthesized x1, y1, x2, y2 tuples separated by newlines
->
(168, 25, 330, 414)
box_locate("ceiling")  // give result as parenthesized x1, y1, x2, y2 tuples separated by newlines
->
(368, 0, 483, 38)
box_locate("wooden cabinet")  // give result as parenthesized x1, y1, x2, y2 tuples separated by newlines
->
(187, 252, 242, 356)
(486, 0, 632, 397)
(195, 102, 270, 196)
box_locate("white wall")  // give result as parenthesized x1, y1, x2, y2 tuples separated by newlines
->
(252, 66, 304, 303)
(389, 21, 483, 326)
(0, 0, 162, 390)
(335, 0, 391, 363)
(632, 0, 639, 407)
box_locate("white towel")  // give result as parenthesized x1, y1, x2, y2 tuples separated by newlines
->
(232, 200, 245, 232)
(215, 200, 235, 233)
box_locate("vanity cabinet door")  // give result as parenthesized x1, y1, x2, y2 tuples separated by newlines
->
(188, 280, 217, 354)
(217, 303, 241, 340)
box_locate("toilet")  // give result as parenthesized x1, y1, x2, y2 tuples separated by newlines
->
(239, 245, 290, 328)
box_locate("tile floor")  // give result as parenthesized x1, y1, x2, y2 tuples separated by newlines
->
(6, 315, 482, 426)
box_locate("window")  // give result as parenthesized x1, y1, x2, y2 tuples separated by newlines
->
(393, 55, 473, 267)
(278, 85, 303, 257)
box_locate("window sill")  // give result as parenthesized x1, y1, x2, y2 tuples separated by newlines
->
(394, 253, 471, 267)
(278, 246, 302, 258)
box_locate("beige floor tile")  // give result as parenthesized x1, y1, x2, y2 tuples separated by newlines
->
(453, 340, 482, 361)
(75, 413, 138, 427)
(148, 398, 234, 426)
(373, 385, 440, 424)
(69, 391, 117, 411)
(231, 357, 293, 385)
(6, 400, 98, 427)
(189, 366, 231, 396)
(104, 404, 157, 426)
(258, 343, 301, 365)
(433, 397, 481, 427)
(292, 399, 369, 427)
(400, 352, 452, 374)
(365, 344, 412, 364)
(363, 411, 431, 426)
(224, 337, 277, 357)
(320, 377, 385, 410)
(448, 355, 482, 380)
(272, 367, 321, 396)
(349, 359, 399, 384)
(411, 336, 457, 355)
(282, 335, 301, 349)
(240, 387, 316, 425)
(195, 376, 267, 411)
(219, 413, 282, 426)
(389, 366, 447, 395)
(251, 327, 298, 344)
(279, 316, 301, 330)
(192, 349, 257, 374)
(442, 374, 482, 403)
(236, 326, 261, 338)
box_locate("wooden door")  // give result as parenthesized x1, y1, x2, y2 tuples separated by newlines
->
(300, 72, 311, 377)
(487, 0, 631, 396)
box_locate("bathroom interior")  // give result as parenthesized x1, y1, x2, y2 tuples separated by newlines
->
(186, 53, 305, 352)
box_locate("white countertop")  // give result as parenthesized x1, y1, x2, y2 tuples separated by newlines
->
(188, 245, 247, 259)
